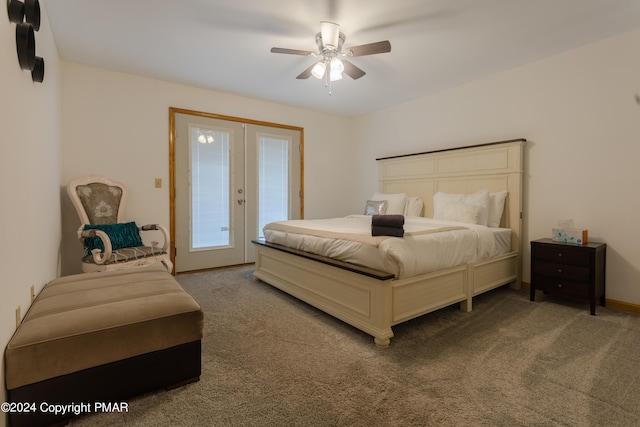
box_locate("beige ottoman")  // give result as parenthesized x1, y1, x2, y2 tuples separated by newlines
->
(5, 264, 203, 427)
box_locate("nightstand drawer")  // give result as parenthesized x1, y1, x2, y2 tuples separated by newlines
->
(533, 275, 589, 298)
(534, 261, 590, 281)
(534, 245, 590, 266)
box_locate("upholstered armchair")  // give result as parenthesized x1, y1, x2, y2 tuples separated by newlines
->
(67, 175, 173, 273)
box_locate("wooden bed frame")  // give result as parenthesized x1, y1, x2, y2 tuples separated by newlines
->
(253, 139, 525, 347)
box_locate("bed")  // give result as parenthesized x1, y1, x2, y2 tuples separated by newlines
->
(253, 139, 525, 347)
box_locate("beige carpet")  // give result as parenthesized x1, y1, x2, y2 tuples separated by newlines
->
(71, 265, 640, 426)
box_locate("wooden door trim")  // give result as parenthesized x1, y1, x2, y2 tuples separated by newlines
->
(168, 107, 304, 274)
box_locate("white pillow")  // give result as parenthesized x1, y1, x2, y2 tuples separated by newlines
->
(433, 189, 490, 226)
(440, 202, 482, 224)
(372, 192, 408, 215)
(404, 196, 424, 216)
(488, 191, 508, 228)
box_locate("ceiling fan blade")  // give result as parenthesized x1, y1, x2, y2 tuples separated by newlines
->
(342, 60, 366, 80)
(296, 63, 316, 79)
(346, 40, 391, 57)
(271, 47, 315, 56)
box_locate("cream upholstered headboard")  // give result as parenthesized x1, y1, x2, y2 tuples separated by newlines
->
(377, 139, 526, 254)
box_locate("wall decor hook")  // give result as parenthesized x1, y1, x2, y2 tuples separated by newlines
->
(24, 0, 39, 30)
(31, 56, 44, 82)
(16, 22, 35, 70)
(7, 0, 24, 23)
(8, 0, 43, 82)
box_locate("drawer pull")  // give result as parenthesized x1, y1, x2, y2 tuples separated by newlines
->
(557, 268, 563, 274)
(557, 283, 563, 288)
(557, 253, 563, 258)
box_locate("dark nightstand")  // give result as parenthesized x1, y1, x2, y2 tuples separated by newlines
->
(530, 238, 606, 315)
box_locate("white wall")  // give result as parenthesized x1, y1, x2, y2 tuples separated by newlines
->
(353, 28, 640, 305)
(61, 64, 355, 275)
(0, 3, 61, 424)
(2, 9, 637, 427)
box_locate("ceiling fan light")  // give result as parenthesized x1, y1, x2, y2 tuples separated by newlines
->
(311, 61, 326, 79)
(329, 58, 344, 81)
(330, 58, 344, 72)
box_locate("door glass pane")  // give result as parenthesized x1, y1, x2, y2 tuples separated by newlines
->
(258, 136, 289, 238)
(190, 126, 230, 249)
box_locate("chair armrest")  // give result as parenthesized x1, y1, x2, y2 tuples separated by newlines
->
(77, 227, 113, 265)
(139, 224, 170, 252)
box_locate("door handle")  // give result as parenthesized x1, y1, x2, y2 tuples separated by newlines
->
(237, 199, 245, 205)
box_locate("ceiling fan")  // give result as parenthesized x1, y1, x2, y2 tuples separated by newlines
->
(271, 21, 391, 92)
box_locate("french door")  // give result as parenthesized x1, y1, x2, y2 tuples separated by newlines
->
(170, 109, 302, 273)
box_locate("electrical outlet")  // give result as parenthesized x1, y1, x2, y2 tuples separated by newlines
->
(155, 178, 162, 188)
(16, 306, 21, 328)
(31, 285, 35, 303)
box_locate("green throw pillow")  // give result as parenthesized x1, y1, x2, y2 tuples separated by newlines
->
(83, 222, 143, 255)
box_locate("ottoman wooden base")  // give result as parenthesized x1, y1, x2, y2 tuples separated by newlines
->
(7, 341, 201, 427)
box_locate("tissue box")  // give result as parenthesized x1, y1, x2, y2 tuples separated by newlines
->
(552, 228, 588, 245)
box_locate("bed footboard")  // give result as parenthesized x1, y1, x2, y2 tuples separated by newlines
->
(254, 241, 396, 347)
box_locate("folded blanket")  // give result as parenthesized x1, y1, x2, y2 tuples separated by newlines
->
(371, 214, 405, 228)
(372, 225, 404, 237)
(371, 215, 404, 237)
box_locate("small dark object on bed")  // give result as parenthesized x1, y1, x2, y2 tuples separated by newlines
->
(372, 214, 404, 237)
(372, 214, 405, 227)
(372, 225, 404, 237)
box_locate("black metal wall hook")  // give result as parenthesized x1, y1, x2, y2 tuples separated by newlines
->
(32, 56, 44, 82)
(16, 22, 35, 70)
(8, 0, 24, 24)
(24, 0, 39, 30)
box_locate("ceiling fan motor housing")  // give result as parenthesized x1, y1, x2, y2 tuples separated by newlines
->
(315, 31, 346, 54)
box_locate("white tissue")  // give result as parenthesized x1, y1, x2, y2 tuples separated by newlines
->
(557, 219, 575, 228)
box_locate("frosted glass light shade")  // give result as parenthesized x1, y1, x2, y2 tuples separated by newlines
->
(329, 58, 344, 81)
(311, 61, 326, 79)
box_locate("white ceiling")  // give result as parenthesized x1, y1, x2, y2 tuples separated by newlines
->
(44, 0, 640, 117)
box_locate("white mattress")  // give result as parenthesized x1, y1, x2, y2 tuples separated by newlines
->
(492, 227, 512, 254)
(263, 215, 511, 279)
